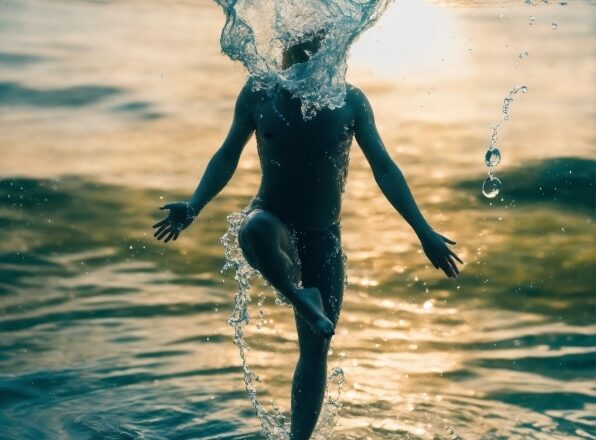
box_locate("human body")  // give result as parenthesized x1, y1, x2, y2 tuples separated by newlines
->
(154, 38, 462, 440)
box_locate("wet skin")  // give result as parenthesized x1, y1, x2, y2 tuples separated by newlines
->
(153, 55, 463, 439)
(252, 86, 352, 229)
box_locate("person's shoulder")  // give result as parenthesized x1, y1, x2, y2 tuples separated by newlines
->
(346, 82, 367, 99)
(234, 78, 264, 115)
(345, 83, 373, 118)
(239, 78, 267, 101)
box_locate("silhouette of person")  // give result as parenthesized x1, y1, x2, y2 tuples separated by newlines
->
(153, 31, 463, 440)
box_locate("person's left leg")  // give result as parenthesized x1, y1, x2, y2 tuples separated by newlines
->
(289, 226, 344, 440)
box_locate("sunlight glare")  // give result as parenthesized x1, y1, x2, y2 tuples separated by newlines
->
(350, 0, 461, 74)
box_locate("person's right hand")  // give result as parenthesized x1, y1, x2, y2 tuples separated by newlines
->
(152, 202, 197, 243)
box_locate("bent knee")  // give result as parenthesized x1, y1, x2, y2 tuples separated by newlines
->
(239, 210, 279, 246)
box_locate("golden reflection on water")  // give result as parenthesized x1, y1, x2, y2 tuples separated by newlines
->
(0, 0, 595, 439)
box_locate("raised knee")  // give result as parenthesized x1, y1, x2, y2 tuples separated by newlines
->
(239, 210, 277, 246)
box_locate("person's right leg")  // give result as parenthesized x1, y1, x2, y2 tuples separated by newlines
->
(237, 209, 334, 337)
(289, 224, 345, 440)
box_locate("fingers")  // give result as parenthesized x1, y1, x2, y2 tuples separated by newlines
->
(165, 229, 181, 242)
(439, 233, 456, 245)
(449, 249, 464, 264)
(153, 224, 181, 243)
(441, 261, 457, 279)
(152, 218, 168, 228)
(447, 255, 459, 276)
(429, 256, 439, 269)
(153, 215, 182, 243)
(156, 226, 172, 241)
(427, 242, 463, 279)
(433, 253, 457, 279)
(153, 223, 169, 238)
(164, 230, 176, 243)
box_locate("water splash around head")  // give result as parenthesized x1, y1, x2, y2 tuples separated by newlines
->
(214, 0, 395, 119)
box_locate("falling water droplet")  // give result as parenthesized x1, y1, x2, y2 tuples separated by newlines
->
(482, 175, 502, 199)
(485, 148, 502, 167)
(529, 15, 535, 25)
(518, 51, 529, 59)
(552, 22, 558, 30)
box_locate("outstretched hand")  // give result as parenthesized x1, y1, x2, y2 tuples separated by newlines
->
(419, 229, 463, 279)
(152, 202, 196, 243)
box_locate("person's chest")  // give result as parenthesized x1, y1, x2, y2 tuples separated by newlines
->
(253, 98, 354, 163)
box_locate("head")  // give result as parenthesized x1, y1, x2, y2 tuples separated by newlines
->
(282, 29, 327, 69)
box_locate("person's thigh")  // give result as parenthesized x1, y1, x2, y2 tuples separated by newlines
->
(238, 208, 300, 270)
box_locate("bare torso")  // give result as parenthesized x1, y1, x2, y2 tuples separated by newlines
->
(248, 85, 357, 230)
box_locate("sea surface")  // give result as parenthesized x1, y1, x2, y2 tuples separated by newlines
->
(0, 0, 595, 439)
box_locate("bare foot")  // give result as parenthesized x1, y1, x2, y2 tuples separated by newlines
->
(293, 287, 335, 338)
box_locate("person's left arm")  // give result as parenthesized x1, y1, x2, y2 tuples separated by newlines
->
(350, 86, 463, 278)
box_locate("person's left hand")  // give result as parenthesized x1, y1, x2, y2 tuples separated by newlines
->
(152, 202, 196, 243)
(418, 229, 463, 279)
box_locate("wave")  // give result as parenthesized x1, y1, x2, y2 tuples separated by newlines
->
(458, 157, 596, 212)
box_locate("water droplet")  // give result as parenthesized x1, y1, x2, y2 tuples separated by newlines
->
(484, 148, 501, 167)
(520, 86, 528, 93)
(482, 175, 502, 199)
(552, 22, 558, 30)
(529, 15, 535, 25)
(518, 51, 529, 59)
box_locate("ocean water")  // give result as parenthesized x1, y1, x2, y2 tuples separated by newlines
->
(1, 0, 595, 439)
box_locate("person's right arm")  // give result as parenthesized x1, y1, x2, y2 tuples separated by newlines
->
(153, 83, 256, 242)
(188, 83, 256, 213)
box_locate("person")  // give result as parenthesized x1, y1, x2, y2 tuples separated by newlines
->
(153, 32, 463, 440)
